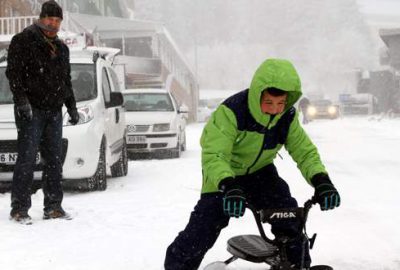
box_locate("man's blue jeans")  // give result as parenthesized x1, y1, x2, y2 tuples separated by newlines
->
(11, 106, 64, 214)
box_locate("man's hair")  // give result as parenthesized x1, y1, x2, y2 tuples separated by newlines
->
(264, 87, 287, 97)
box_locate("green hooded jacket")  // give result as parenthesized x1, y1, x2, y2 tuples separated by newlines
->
(200, 59, 327, 193)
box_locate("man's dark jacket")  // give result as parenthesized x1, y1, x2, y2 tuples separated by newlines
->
(6, 23, 76, 111)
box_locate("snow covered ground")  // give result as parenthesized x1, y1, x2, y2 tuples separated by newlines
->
(1, 116, 400, 270)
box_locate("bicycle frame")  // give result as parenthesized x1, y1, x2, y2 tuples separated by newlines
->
(247, 197, 318, 269)
(204, 197, 333, 270)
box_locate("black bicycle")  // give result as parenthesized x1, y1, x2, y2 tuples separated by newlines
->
(204, 197, 333, 270)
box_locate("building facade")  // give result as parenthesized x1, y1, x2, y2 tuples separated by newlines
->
(0, 0, 199, 121)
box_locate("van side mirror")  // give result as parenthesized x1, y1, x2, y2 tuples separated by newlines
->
(108, 92, 124, 107)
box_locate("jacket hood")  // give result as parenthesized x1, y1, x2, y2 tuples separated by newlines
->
(249, 59, 302, 125)
(25, 24, 44, 38)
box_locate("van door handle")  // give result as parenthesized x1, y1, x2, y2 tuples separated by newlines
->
(115, 108, 120, 123)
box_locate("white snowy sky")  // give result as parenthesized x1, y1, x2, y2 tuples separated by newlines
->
(357, 0, 400, 47)
(1, 116, 400, 269)
(134, 0, 400, 97)
(357, 0, 400, 15)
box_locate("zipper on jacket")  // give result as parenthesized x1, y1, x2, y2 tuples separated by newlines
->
(245, 115, 274, 175)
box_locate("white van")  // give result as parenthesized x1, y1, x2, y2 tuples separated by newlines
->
(0, 48, 128, 191)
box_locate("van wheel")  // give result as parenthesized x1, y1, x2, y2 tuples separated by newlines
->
(111, 139, 128, 177)
(170, 141, 181, 158)
(87, 139, 107, 191)
(180, 131, 186, 151)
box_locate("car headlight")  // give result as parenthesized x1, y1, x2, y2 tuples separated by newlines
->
(63, 105, 94, 126)
(307, 106, 317, 116)
(153, 123, 170, 132)
(328, 106, 337, 115)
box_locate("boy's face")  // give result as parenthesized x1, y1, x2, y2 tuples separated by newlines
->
(260, 91, 287, 115)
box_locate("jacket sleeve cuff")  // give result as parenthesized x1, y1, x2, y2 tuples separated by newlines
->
(218, 177, 238, 192)
(310, 173, 332, 187)
(65, 96, 77, 111)
(13, 94, 29, 107)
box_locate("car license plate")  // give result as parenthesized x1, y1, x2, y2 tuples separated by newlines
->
(0, 152, 40, 165)
(127, 136, 146, 143)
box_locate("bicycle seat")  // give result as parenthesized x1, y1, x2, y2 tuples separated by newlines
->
(227, 234, 278, 263)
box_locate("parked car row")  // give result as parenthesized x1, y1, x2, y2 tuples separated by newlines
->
(0, 48, 187, 192)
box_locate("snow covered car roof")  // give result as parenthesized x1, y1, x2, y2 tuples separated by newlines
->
(122, 88, 169, 94)
(70, 47, 120, 64)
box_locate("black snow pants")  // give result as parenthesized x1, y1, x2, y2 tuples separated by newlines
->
(164, 164, 311, 270)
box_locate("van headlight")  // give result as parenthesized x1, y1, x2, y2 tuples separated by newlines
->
(63, 105, 94, 126)
(328, 106, 337, 115)
(153, 123, 170, 132)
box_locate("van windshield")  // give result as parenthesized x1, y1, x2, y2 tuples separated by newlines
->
(123, 93, 174, 112)
(312, 100, 332, 106)
(0, 67, 12, 104)
(70, 64, 97, 101)
(0, 64, 96, 104)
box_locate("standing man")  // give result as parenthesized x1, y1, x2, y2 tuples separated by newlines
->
(6, 0, 79, 223)
(298, 96, 311, 124)
(164, 59, 340, 269)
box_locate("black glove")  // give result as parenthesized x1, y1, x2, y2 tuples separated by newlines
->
(219, 177, 246, 218)
(68, 109, 79, 125)
(16, 103, 33, 121)
(311, 173, 341, 211)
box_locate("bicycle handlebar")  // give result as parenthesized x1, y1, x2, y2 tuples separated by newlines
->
(246, 196, 318, 244)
